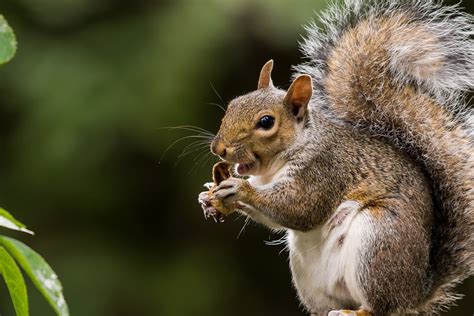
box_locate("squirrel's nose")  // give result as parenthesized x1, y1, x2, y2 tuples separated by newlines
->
(211, 138, 227, 158)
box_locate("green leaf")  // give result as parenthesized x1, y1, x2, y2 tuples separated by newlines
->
(0, 237, 69, 316)
(0, 246, 29, 316)
(0, 15, 17, 65)
(0, 208, 34, 235)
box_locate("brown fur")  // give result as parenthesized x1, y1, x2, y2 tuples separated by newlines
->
(322, 11, 473, 313)
(206, 81, 438, 313)
(200, 1, 473, 314)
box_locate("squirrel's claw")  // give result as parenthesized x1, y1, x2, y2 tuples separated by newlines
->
(198, 191, 225, 223)
(213, 178, 245, 199)
(203, 182, 214, 190)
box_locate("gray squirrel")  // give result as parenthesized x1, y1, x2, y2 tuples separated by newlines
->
(198, 0, 473, 314)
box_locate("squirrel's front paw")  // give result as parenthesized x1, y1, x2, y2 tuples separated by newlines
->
(198, 191, 224, 222)
(211, 177, 252, 208)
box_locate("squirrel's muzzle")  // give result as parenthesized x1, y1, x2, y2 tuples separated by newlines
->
(211, 137, 227, 158)
(211, 137, 238, 161)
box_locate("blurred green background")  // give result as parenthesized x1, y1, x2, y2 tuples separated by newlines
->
(0, 0, 471, 315)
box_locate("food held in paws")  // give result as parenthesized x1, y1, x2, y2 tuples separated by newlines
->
(209, 162, 234, 216)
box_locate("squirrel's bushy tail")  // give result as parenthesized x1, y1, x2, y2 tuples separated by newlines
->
(295, 0, 473, 313)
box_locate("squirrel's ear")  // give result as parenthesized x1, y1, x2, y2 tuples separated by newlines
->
(258, 59, 274, 89)
(284, 74, 313, 119)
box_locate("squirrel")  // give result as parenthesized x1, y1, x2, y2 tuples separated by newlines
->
(198, 0, 473, 315)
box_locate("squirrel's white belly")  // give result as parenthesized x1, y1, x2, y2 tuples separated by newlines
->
(286, 200, 371, 313)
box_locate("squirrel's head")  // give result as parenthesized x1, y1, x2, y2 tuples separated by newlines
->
(211, 60, 313, 176)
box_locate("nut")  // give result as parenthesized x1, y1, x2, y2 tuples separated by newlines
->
(208, 162, 233, 216)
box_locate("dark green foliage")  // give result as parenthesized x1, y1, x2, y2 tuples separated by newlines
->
(0, 16, 69, 316)
(0, 15, 16, 65)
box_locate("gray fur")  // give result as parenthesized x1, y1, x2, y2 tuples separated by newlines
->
(200, 1, 473, 314)
(294, 0, 473, 313)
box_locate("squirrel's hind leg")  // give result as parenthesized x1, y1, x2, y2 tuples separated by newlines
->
(356, 201, 433, 315)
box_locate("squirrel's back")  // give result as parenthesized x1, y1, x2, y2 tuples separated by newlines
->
(294, 0, 473, 313)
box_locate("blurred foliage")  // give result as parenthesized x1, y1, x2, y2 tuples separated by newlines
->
(0, 0, 471, 315)
(0, 15, 16, 65)
(0, 16, 68, 316)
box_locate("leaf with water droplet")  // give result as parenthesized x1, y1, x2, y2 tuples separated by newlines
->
(0, 246, 29, 316)
(0, 237, 69, 316)
(0, 15, 17, 65)
(0, 208, 34, 235)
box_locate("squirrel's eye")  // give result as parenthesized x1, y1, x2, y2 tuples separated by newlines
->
(257, 115, 275, 130)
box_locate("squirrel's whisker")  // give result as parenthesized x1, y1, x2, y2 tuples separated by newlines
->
(236, 216, 251, 239)
(177, 145, 211, 164)
(177, 147, 209, 167)
(158, 125, 215, 137)
(179, 142, 211, 155)
(160, 134, 213, 162)
(177, 144, 209, 161)
(209, 81, 225, 105)
(207, 102, 226, 112)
